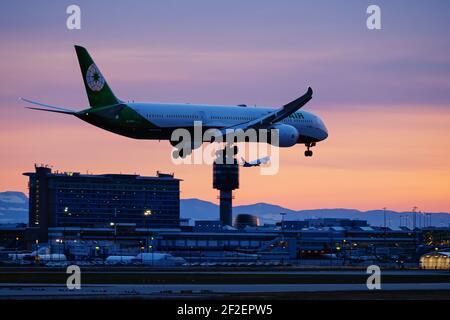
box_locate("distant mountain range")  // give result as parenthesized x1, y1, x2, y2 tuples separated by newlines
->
(181, 199, 450, 228)
(1, 191, 449, 228)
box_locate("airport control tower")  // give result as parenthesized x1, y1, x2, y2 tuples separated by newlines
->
(213, 147, 239, 226)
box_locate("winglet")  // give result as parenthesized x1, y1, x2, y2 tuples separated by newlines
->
(282, 87, 313, 112)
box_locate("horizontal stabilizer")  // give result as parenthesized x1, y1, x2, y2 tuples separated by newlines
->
(19, 98, 77, 114)
(25, 107, 76, 115)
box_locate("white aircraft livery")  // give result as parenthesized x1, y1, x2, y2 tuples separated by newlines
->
(21, 46, 328, 157)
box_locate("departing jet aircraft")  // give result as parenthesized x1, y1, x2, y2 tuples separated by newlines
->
(240, 156, 270, 167)
(21, 46, 328, 157)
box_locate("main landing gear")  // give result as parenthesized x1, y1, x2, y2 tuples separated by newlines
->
(304, 142, 315, 157)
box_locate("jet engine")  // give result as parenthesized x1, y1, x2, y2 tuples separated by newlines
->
(269, 124, 299, 147)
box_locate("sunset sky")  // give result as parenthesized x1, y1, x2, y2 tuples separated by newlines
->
(1, 1, 449, 212)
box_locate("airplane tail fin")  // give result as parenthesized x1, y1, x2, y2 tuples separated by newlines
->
(74, 45, 121, 108)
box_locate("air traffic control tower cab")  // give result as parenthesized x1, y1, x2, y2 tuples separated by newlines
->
(213, 146, 239, 227)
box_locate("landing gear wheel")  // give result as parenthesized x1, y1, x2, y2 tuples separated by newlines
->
(304, 142, 315, 157)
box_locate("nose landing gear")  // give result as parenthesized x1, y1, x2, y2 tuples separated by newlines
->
(304, 142, 315, 157)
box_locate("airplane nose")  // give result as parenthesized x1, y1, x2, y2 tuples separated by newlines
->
(322, 128, 328, 140)
(322, 124, 328, 139)
(313, 116, 328, 141)
(318, 121, 328, 140)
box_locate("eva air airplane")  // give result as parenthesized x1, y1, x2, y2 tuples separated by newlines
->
(21, 46, 328, 157)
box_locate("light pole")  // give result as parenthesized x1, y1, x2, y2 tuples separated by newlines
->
(150, 245, 154, 267)
(144, 209, 152, 265)
(383, 207, 387, 255)
(35, 239, 39, 264)
(280, 212, 287, 242)
(280, 212, 287, 225)
(418, 211, 423, 229)
(412, 206, 418, 230)
(112, 208, 117, 261)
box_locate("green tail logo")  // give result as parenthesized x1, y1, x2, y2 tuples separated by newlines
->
(75, 45, 121, 108)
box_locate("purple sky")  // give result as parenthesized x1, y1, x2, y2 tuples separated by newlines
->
(1, 0, 450, 108)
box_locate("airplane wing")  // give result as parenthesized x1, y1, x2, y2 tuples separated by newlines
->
(19, 98, 78, 115)
(217, 87, 313, 139)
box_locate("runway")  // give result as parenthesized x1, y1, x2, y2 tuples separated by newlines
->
(1, 268, 449, 299)
(1, 282, 450, 299)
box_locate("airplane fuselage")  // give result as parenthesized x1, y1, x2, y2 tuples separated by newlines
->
(77, 102, 328, 145)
